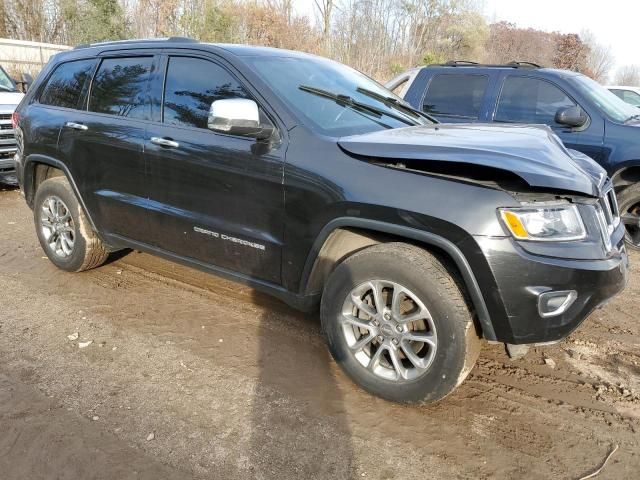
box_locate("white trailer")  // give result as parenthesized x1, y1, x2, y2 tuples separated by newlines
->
(0, 38, 71, 79)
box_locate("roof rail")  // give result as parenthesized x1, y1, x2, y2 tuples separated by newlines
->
(74, 37, 198, 50)
(428, 60, 542, 69)
(443, 60, 480, 66)
(507, 61, 542, 68)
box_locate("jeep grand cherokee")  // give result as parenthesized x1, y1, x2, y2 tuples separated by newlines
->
(13, 38, 628, 403)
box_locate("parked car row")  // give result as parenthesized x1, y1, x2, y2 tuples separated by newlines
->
(9, 39, 630, 404)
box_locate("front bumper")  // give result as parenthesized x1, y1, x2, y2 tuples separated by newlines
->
(474, 228, 628, 344)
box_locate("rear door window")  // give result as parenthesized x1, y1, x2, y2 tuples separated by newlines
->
(88, 57, 153, 119)
(163, 56, 251, 129)
(39, 59, 96, 109)
(495, 76, 576, 125)
(422, 73, 489, 119)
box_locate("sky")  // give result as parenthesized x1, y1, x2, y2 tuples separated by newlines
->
(293, 0, 637, 76)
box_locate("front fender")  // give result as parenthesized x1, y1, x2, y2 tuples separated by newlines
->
(299, 216, 504, 341)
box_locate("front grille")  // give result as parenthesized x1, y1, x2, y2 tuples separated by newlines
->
(0, 133, 13, 140)
(0, 124, 11, 130)
(600, 187, 620, 228)
(0, 114, 11, 121)
(595, 186, 620, 252)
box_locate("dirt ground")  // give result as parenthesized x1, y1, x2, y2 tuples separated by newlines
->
(1, 182, 639, 480)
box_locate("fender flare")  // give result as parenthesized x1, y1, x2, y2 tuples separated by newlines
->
(299, 217, 496, 340)
(23, 154, 100, 234)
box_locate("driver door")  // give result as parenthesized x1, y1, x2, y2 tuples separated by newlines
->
(494, 74, 605, 162)
(144, 53, 285, 283)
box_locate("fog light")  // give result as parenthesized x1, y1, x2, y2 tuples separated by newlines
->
(538, 290, 577, 318)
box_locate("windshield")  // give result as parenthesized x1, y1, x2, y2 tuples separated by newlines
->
(572, 75, 639, 123)
(0, 67, 16, 92)
(245, 55, 430, 136)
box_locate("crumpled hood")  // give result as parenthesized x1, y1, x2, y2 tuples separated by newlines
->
(338, 123, 606, 196)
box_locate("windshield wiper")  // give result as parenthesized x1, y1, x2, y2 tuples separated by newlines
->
(298, 85, 417, 126)
(356, 87, 437, 123)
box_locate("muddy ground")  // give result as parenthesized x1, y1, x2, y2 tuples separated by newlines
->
(0, 183, 639, 480)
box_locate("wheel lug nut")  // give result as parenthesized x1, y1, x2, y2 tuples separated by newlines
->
(395, 325, 403, 333)
(392, 338, 399, 346)
(372, 320, 379, 327)
(383, 313, 391, 321)
(377, 335, 384, 342)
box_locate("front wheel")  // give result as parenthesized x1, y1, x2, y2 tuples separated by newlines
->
(618, 183, 640, 250)
(321, 243, 481, 404)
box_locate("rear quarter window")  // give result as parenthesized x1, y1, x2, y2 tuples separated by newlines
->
(39, 59, 97, 109)
(422, 73, 489, 119)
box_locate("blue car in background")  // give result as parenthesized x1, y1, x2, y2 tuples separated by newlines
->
(388, 62, 640, 249)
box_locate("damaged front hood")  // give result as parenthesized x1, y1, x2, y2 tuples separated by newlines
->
(338, 124, 605, 196)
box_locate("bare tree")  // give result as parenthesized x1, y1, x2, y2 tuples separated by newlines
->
(581, 30, 615, 83)
(314, 0, 334, 53)
(615, 65, 640, 86)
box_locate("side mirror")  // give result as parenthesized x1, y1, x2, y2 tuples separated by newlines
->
(208, 98, 273, 140)
(555, 106, 588, 128)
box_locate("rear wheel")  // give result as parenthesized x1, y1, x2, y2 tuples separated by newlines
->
(618, 183, 640, 250)
(321, 242, 481, 404)
(34, 177, 109, 272)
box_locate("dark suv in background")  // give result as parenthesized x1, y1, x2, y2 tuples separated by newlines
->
(388, 62, 640, 249)
(13, 39, 627, 404)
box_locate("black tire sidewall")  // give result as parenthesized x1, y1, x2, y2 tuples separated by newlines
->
(33, 178, 89, 272)
(321, 245, 473, 404)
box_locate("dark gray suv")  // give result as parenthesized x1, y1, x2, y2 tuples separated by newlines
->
(13, 39, 628, 403)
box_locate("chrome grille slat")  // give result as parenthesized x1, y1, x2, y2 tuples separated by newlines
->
(596, 184, 620, 253)
(0, 111, 17, 151)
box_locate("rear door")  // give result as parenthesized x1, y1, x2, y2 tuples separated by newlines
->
(492, 74, 605, 162)
(58, 52, 157, 242)
(144, 52, 285, 283)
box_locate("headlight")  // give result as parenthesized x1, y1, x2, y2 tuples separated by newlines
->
(499, 204, 586, 241)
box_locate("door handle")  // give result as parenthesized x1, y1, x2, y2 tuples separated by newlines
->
(65, 121, 88, 131)
(151, 137, 179, 148)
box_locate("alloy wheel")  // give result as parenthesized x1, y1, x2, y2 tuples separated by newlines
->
(340, 280, 437, 382)
(40, 195, 75, 258)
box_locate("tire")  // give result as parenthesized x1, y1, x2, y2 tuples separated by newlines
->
(617, 183, 640, 250)
(33, 176, 109, 272)
(321, 242, 481, 404)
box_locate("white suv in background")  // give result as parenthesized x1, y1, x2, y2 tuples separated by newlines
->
(607, 85, 640, 108)
(0, 65, 24, 180)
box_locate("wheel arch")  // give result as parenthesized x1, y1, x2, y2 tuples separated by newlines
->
(300, 217, 496, 340)
(23, 154, 100, 235)
(611, 162, 640, 190)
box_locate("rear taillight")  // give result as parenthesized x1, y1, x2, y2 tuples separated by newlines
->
(11, 111, 19, 129)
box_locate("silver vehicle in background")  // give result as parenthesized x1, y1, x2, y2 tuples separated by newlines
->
(0, 65, 24, 181)
(607, 85, 640, 108)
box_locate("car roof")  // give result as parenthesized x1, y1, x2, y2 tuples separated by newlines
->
(71, 37, 322, 60)
(422, 63, 582, 79)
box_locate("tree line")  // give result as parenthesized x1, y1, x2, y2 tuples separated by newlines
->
(1, 0, 637, 85)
